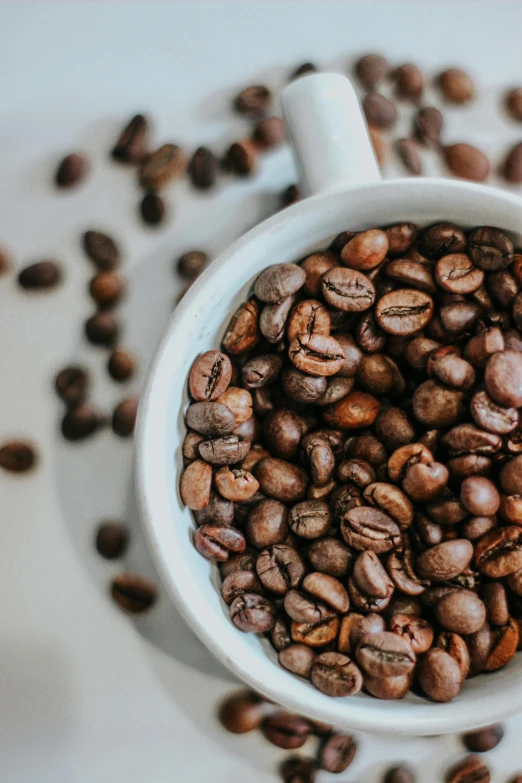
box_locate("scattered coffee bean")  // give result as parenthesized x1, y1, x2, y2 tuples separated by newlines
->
(506, 87, 522, 121)
(319, 732, 357, 773)
(438, 68, 475, 103)
(0, 248, 10, 275)
(462, 723, 504, 753)
(393, 64, 423, 101)
(89, 271, 125, 308)
(0, 440, 37, 473)
(224, 140, 258, 176)
(369, 125, 387, 165)
(280, 755, 317, 783)
(414, 106, 443, 146)
(218, 690, 266, 733)
(112, 397, 139, 437)
(107, 350, 135, 383)
(281, 183, 301, 208)
(55, 366, 89, 405)
(261, 712, 312, 749)
(111, 114, 149, 164)
(85, 311, 119, 345)
(177, 250, 208, 280)
(363, 92, 398, 128)
(396, 138, 422, 175)
(95, 520, 129, 559)
(444, 143, 489, 182)
(253, 117, 286, 148)
(140, 191, 166, 226)
(82, 230, 120, 270)
(234, 85, 272, 116)
(445, 756, 490, 783)
(188, 147, 219, 190)
(290, 62, 318, 80)
(384, 766, 416, 783)
(503, 142, 522, 183)
(110, 572, 157, 614)
(139, 143, 186, 190)
(18, 260, 62, 290)
(55, 153, 87, 189)
(61, 403, 102, 441)
(355, 54, 390, 89)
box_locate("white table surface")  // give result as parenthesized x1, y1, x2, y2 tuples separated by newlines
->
(2, 2, 522, 781)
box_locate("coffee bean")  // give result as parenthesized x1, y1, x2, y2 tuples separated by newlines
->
(270, 616, 292, 651)
(501, 455, 522, 494)
(177, 250, 208, 280)
(384, 766, 416, 783)
(355, 53, 389, 89)
(390, 614, 433, 654)
(82, 230, 120, 270)
(308, 537, 353, 579)
(444, 143, 489, 181)
(290, 62, 318, 80)
(445, 756, 490, 783)
(436, 589, 486, 634)
(357, 631, 416, 677)
(365, 673, 412, 700)
(280, 755, 317, 783)
(396, 138, 422, 175)
(353, 550, 392, 598)
(485, 350, 522, 407)
(443, 423, 502, 456)
(181, 460, 213, 510)
(421, 222, 467, 259)
(221, 570, 262, 604)
(340, 229, 388, 271)
(281, 183, 301, 208)
(302, 572, 349, 613)
(286, 299, 330, 341)
(506, 87, 522, 121)
(214, 467, 259, 502)
(435, 631, 470, 679)
(256, 264, 306, 304)
(186, 401, 236, 437)
(107, 350, 135, 383)
(18, 260, 62, 290)
(139, 144, 186, 190)
(475, 526, 522, 577)
(253, 116, 286, 148)
(387, 546, 428, 596)
(0, 440, 37, 473)
(435, 253, 484, 294)
(254, 458, 308, 504)
(224, 139, 258, 176)
(462, 724, 504, 753)
(393, 64, 424, 101)
(261, 295, 296, 343)
(278, 643, 315, 678)
(300, 252, 337, 296)
(284, 589, 325, 624)
(222, 300, 260, 354)
(112, 397, 138, 437)
(55, 366, 89, 405)
(418, 648, 462, 702)
(291, 607, 339, 647)
(234, 85, 271, 117)
(289, 500, 330, 540)
(282, 367, 327, 404)
(95, 520, 129, 559)
(140, 191, 165, 226)
(438, 68, 475, 104)
(412, 379, 464, 428)
(460, 476, 499, 517)
(230, 592, 276, 632)
(261, 712, 312, 749)
(61, 403, 101, 441)
(342, 506, 401, 553)
(503, 142, 522, 183)
(89, 271, 125, 308)
(369, 125, 387, 165)
(189, 351, 232, 402)
(188, 147, 219, 190)
(85, 311, 119, 346)
(111, 114, 148, 164)
(375, 289, 433, 336)
(218, 690, 266, 733)
(385, 259, 436, 294)
(321, 266, 375, 312)
(195, 522, 245, 562)
(469, 227, 513, 271)
(416, 539, 473, 581)
(485, 618, 519, 671)
(111, 572, 157, 614)
(414, 106, 443, 146)
(319, 733, 357, 773)
(363, 93, 397, 128)
(55, 153, 87, 188)
(311, 652, 363, 697)
(256, 544, 306, 595)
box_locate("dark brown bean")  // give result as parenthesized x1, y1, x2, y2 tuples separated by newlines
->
(111, 115, 148, 164)
(357, 631, 416, 677)
(319, 733, 357, 773)
(375, 289, 433, 335)
(18, 260, 61, 290)
(363, 93, 397, 128)
(89, 272, 125, 308)
(95, 521, 129, 559)
(308, 537, 353, 579)
(139, 144, 186, 190)
(55, 366, 89, 405)
(485, 350, 522, 408)
(436, 589, 486, 634)
(462, 724, 504, 753)
(218, 690, 266, 734)
(82, 230, 120, 270)
(396, 138, 422, 175)
(221, 570, 262, 604)
(302, 571, 349, 613)
(393, 64, 423, 101)
(340, 229, 388, 271)
(341, 506, 401, 553)
(85, 311, 119, 345)
(416, 539, 473, 581)
(111, 572, 157, 614)
(278, 644, 315, 679)
(0, 440, 37, 473)
(322, 266, 375, 312)
(445, 756, 490, 783)
(253, 116, 286, 148)
(414, 106, 443, 146)
(246, 499, 288, 549)
(61, 403, 102, 441)
(475, 526, 522, 577)
(140, 191, 165, 225)
(468, 227, 513, 271)
(256, 544, 306, 595)
(234, 85, 271, 117)
(355, 54, 390, 89)
(390, 614, 433, 654)
(288, 333, 345, 377)
(181, 460, 213, 510)
(55, 153, 87, 187)
(311, 652, 363, 697)
(418, 648, 462, 702)
(230, 593, 276, 633)
(112, 397, 138, 437)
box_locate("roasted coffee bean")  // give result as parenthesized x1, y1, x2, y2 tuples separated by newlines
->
(467, 622, 493, 677)
(256, 544, 306, 595)
(355, 53, 389, 89)
(198, 435, 249, 466)
(438, 68, 475, 103)
(348, 573, 393, 612)
(89, 271, 125, 308)
(187, 146, 219, 190)
(337, 458, 375, 488)
(435, 589, 486, 634)
(288, 333, 345, 377)
(302, 571, 349, 613)
(224, 139, 258, 176)
(311, 652, 363, 697)
(387, 546, 428, 596)
(139, 144, 186, 189)
(375, 289, 433, 335)
(414, 106, 443, 146)
(319, 732, 357, 773)
(289, 500, 331, 539)
(221, 571, 262, 604)
(230, 593, 276, 632)
(443, 424, 502, 456)
(482, 582, 509, 627)
(323, 390, 380, 430)
(500, 494, 522, 524)
(364, 673, 411, 700)
(385, 258, 435, 293)
(177, 250, 208, 281)
(255, 264, 305, 303)
(413, 379, 464, 428)
(283, 367, 327, 404)
(427, 349, 475, 390)
(387, 443, 432, 482)
(435, 631, 470, 679)
(195, 491, 234, 526)
(186, 401, 236, 436)
(214, 467, 259, 502)
(340, 229, 388, 271)
(253, 116, 286, 148)
(462, 724, 504, 753)
(287, 299, 330, 341)
(396, 138, 422, 175)
(254, 458, 308, 503)
(55, 153, 87, 187)
(222, 300, 260, 354)
(234, 85, 271, 116)
(435, 253, 484, 294)
(384, 224, 417, 258)
(426, 493, 468, 525)
(347, 434, 388, 467)
(263, 409, 302, 459)
(0, 440, 37, 473)
(95, 520, 129, 559)
(111, 114, 148, 164)
(18, 260, 61, 290)
(393, 63, 423, 101)
(355, 311, 387, 353)
(85, 311, 119, 345)
(418, 648, 462, 702)
(460, 476, 499, 517)
(416, 539, 473, 581)
(488, 269, 519, 307)
(260, 295, 295, 343)
(291, 609, 339, 647)
(465, 327, 505, 368)
(284, 589, 325, 623)
(308, 537, 353, 579)
(484, 350, 522, 408)
(421, 223, 468, 261)
(444, 143, 489, 181)
(475, 526, 522, 577)
(357, 631, 415, 677)
(448, 456, 493, 482)
(279, 643, 315, 678)
(471, 390, 518, 435)
(181, 460, 213, 510)
(61, 403, 102, 441)
(463, 515, 497, 541)
(342, 507, 401, 553)
(468, 227, 513, 271)
(353, 550, 392, 598)
(107, 350, 135, 383)
(111, 572, 157, 614)
(363, 92, 397, 128)
(300, 251, 338, 297)
(390, 614, 433, 654)
(417, 513, 443, 545)
(112, 397, 138, 437)
(483, 617, 519, 671)
(82, 230, 120, 270)
(322, 266, 375, 312)
(356, 355, 404, 398)
(246, 499, 288, 549)
(140, 191, 165, 225)
(500, 454, 522, 494)
(445, 756, 490, 783)
(220, 550, 257, 579)
(218, 690, 266, 733)
(262, 712, 312, 750)
(55, 366, 89, 405)
(384, 766, 415, 783)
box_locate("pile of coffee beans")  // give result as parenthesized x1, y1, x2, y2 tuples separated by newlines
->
(182, 219, 522, 704)
(218, 687, 515, 781)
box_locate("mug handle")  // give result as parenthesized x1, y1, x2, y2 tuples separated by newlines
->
(282, 73, 381, 197)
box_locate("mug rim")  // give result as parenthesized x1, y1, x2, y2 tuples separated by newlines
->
(135, 177, 522, 735)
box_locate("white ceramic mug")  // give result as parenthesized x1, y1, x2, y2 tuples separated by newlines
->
(136, 73, 522, 736)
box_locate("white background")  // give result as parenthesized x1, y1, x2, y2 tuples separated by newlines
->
(1, 2, 522, 781)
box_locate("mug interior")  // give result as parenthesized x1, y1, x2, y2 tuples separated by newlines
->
(136, 178, 522, 735)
